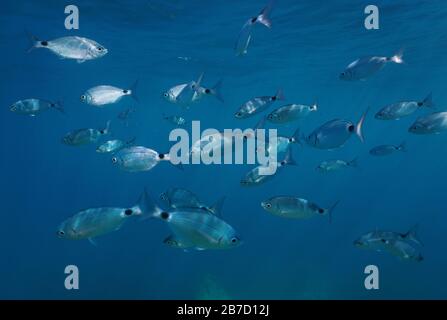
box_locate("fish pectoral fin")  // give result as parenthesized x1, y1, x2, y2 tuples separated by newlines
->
(88, 238, 98, 246)
(77, 59, 86, 64)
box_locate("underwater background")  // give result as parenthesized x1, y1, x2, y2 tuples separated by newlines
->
(1, 0, 447, 299)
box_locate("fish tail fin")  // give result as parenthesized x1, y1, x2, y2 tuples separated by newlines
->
(291, 128, 300, 143)
(26, 31, 42, 52)
(274, 89, 285, 101)
(389, 49, 404, 64)
(136, 188, 162, 219)
(284, 146, 297, 166)
(328, 200, 340, 224)
(52, 100, 65, 114)
(403, 224, 423, 246)
(210, 79, 224, 103)
(355, 107, 369, 143)
(194, 72, 205, 91)
(348, 157, 358, 168)
(129, 80, 139, 102)
(257, 0, 274, 28)
(126, 136, 136, 146)
(102, 120, 111, 135)
(421, 92, 434, 109)
(162, 153, 184, 171)
(88, 238, 98, 246)
(254, 115, 267, 130)
(209, 196, 226, 217)
(398, 141, 407, 152)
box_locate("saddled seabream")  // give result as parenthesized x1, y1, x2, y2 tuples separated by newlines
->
(111, 146, 179, 172)
(375, 93, 434, 120)
(28, 34, 107, 63)
(235, 89, 284, 119)
(62, 121, 111, 146)
(409, 112, 447, 135)
(369, 142, 406, 156)
(10, 98, 64, 116)
(96, 137, 136, 154)
(234, 0, 274, 56)
(143, 191, 241, 251)
(81, 81, 138, 106)
(339, 50, 403, 81)
(299, 108, 369, 150)
(261, 196, 339, 222)
(160, 187, 225, 215)
(240, 147, 297, 187)
(316, 158, 358, 172)
(57, 191, 149, 244)
(267, 103, 317, 124)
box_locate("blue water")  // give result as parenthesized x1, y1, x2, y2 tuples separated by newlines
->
(1, 0, 447, 299)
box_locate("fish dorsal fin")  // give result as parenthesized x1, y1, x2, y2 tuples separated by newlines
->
(208, 196, 226, 217)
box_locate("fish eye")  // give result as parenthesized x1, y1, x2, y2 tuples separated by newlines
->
(80, 95, 86, 100)
(111, 157, 118, 163)
(318, 208, 325, 214)
(97, 46, 103, 51)
(58, 230, 65, 236)
(231, 237, 239, 244)
(265, 203, 271, 208)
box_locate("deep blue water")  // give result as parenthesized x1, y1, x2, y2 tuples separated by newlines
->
(1, 0, 447, 299)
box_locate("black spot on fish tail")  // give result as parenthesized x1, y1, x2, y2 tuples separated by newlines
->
(318, 208, 324, 214)
(158, 153, 165, 160)
(41, 41, 48, 46)
(205, 88, 211, 94)
(160, 212, 170, 220)
(124, 209, 133, 216)
(348, 124, 355, 132)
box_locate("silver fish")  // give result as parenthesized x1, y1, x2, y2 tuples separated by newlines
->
(316, 158, 358, 172)
(375, 93, 434, 120)
(62, 121, 111, 146)
(163, 234, 192, 250)
(240, 147, 297, 187)
(235, 89, 285, 119)
(28, 34, 107, 63)
(81, 81, 138, 106)
(234, 0, 274, 56)
(261, 196, 339, 222)
(409, 112, 447, 135)
(369, 142, 406, 156)
(385, 239, 424, 262)
(300, 108, 368, 150)
(96, 137, 136, 154)
(111, 146, 174, 172)
(340, 51, 403, 81)
(10, 98, 64, 116)
(256, 129, 300, 155)
(354, 225, 423, 259)
(144, 192, 241, 251)
(163, 73, 204, 106)
(163, 114, 186, 126)
(57, 191, 148, 243)
(267, 103, 317, 124)
(160, 188, 225, 215)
